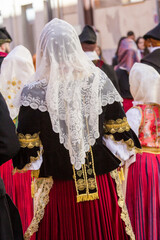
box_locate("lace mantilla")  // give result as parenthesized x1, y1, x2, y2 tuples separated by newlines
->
(20, 79, 48, 112)
(21, 18, 122, 170)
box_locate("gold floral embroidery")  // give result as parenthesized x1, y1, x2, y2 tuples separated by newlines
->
(24, 177, 53, 240)
(104, 117, 130, 134)
(110, 169, 135, 240)
(18, 133, 41, 148)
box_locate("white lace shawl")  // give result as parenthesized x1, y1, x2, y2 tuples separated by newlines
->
(20, 18, 122, 170)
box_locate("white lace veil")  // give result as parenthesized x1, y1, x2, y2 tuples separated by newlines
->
(0, 45, 35, 120)
(31, 18, 122, 170)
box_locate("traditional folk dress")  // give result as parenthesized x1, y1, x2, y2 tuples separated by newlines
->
(0, 92, 23, 240)
(126, 63, 160, 240)
(13, 19, 140, 240)
(0, 45, 35, 234)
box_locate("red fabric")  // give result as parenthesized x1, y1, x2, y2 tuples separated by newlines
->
(35, 173, 130, 240)
(0, 160, 33, 234)
(126, 153, 160, 240)
(123, 98, 133, 112)
(0, 51, 7, 57)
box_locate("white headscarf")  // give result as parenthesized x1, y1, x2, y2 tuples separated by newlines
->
(21, 18, 122, 170)
(129, 62, 160, 105)
(0, 45, 35, 120)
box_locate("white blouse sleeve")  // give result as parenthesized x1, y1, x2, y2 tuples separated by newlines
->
(103, 107, 142, 165)
(126, 107, 141, 136)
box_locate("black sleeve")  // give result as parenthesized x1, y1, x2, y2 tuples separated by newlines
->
(12, 106, 41, 170)
(103, 101, 141, 149)
(101, 63, 120, 93)
(0, 93, 20, 165)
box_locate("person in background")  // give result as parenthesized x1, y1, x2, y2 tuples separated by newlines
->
(79, 25, 120, 92)
(0, 92, 23, 240)
(136, 36, 149, 60)
(127, 31, 135, 41)
(115, 37, 139, 112)
(13, 18, 140, 240)
(0, 27, 12, 68)
(112, 36, 126, 67)
(141, 22, 160, 73)
(95, 45, 106, 62)
(0, 45, 35, 234)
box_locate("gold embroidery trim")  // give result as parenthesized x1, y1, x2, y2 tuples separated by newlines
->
(73, 147, 99, 203)
(18, 132, 41, 148)
(136, 146, 160, 154)
(104, 134, 135, 151)
(110, 169, 135, 240)
(24, 177, 53, 240)
(104, 117, 130, 134)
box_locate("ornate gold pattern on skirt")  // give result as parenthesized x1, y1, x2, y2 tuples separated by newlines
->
(73, 147, 99, 202)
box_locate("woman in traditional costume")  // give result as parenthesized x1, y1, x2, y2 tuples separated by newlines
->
(126, 62, 160, 240)
(0, 45, 35, 234)
(13, 19, 140, 240)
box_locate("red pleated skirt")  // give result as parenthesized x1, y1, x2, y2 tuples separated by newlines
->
(35, 173, 131, 240)
(123, 98, 133, 113)
(0, 160, 33, 234)
(126, 153, 160, 240)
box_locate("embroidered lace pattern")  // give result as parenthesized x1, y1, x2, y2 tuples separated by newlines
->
(20, 79, 48, 112)
(24, 177, 53, 240)
(110, 169, 135, 240)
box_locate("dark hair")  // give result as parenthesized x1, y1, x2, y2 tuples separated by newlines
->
(136, 36, 143, 46)
(127, 31, 134, 37)
(115, 36, 126, 56)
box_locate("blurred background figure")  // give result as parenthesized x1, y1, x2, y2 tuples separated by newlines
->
(127, 31, 135, 41)
(95, 45, 106, 62)
(136, 36, 149, 60)
(0, 45, 35, 235)
(115, 37, 139, 112)
(79, 25, 120, 92)
(0, 27, 12, 68)
(112, 37, 126, 67)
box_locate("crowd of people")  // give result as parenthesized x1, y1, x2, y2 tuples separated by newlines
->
(0, 18, 159, 240)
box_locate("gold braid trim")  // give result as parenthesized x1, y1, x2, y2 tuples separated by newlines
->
(18, 132, 41, 148)
(104, 117, 130, 134)
(24, 177, 53, 240)
(136, 146, 160, 154)
(110, 169, 135, 240)
(104, 134, 135, 151)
